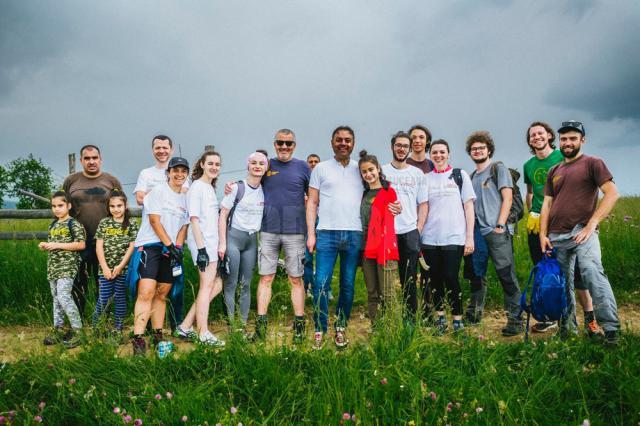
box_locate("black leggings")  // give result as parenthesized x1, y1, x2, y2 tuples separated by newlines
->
(422, 245, 464, 316)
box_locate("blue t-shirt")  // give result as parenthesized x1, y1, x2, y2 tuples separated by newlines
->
(261, 158, 311, 234)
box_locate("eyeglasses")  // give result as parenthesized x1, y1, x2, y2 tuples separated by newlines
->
(470, 146, 487, 152)
(394, 144, 411, 150)
(275, 140, 295, 147)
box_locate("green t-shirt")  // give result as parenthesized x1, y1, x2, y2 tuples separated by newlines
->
(360, 188, 381, 243)
(523, 149, 563, 213)
(95, 217, 139, 276)
(47, 218, 86, 281)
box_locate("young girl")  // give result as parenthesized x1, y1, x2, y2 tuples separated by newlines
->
(218, 151, 267, 329)
(92, 189, 138, 336)
(176, 151, 225, 346)
(131, 157, 190, 355)
(358, 150, 400, 325)
(39, 191, 86, 348)
(420, 139, 475, 334)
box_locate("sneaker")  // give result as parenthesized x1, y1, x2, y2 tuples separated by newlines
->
(313, 332, 324, 350)
(199, 331, 225, 347)
(501, 319, 524, 337)
(585, 320, 603, 339)
(435, 317, 448, 336)
(293, 319, 306, 344)
(254, 316, 268, 341)
(453, 320, 465, 332)
(175, 325, 197, 341)
(43, 329, 63, 345)
(151, 330, 163, 346)
(63, 330, 82, 349)
(132, 336, 146, 355)
(603, 330, 619, 347)
(531, 321, 558, 333)
(334, 328, 349, 349)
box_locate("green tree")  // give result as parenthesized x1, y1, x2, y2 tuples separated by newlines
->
(6, 155, 54, 209)
(0, 165, 8, 208)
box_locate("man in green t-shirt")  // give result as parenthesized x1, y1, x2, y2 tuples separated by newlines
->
(523, 121, 597, 336)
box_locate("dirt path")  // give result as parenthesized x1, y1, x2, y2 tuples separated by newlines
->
(1, 305, 638, 362)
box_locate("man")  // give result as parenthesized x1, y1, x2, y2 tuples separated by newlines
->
(63, 145, 122, 318)
(303, 154, 323, 299)
(254, 129, 311, 343)
(464, 131, 523, 336)
(134, 135, 185, 332)
(407, 124, 435, 174)
(540, 121, 620, 345)
(523, 122, 598, 335)
(381, 131, 428, 322)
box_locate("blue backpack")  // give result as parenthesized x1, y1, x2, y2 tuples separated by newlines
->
(520, 251, 568, 341)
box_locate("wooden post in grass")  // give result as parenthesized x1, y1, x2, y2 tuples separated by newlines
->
(68, 153, 75, 174)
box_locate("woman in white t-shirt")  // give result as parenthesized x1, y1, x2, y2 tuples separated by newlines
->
(218, 151, 267, 327)
(420, 140, 476, 334)
(131, 157, 190, 355)
(175, 151, 225, 346)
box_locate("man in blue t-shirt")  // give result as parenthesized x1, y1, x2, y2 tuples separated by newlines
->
(254, 129, 311, 343)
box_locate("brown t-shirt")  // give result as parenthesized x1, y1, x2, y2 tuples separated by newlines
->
(406, 157, 434, 174)
(62, 172, 122, 237)
(544, 155, 613, 234)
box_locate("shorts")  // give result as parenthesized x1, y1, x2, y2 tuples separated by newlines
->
(258, 232, 306, 277)
(138, 246, 173, 284)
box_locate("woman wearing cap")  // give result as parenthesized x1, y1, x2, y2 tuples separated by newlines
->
(218, 151, 267, 330)
(130, 157, 190, 355)
(176, 150, 225, 346)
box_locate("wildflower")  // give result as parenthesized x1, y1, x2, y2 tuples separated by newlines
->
(68, 378, 76, 385)
(408, 421, 415, 426)
(624, 216, 632, 222)
(47, 364, 54, 369)
(429, 391, 437, 401)
(34, 415, 43, 423)
(476, 407, 483, 414)
(230, 407, 238, 415)
(582, 420, 590, 426)
(8, 411, 16, 418)
(351, 415, 357, 422)
(463, 413, 468, 418)
(113, 407, 121, 414)
(446, 402, 453, 412)
(123, 415, 133, 424)
(498, 400, 507, 414)
(181, 415, 188, 422)
(166, 392, 174, 400)
(380, 377, 388, 385)
(237, 423, 243, 426)
(477, 334, 485, 340)
(39, 401, 46, 410)
(216, 423, 222, 426)
(134, 419, 143, 426)
(455, 402, 461, 409)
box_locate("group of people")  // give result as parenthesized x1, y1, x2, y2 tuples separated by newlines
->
(39, 120, 621, 353)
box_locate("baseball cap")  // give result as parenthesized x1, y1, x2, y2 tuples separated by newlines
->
(167, 157, 190, 170)
(558, 121, 585, 136)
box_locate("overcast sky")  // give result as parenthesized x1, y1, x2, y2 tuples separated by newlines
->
(1, 0, 639, 195)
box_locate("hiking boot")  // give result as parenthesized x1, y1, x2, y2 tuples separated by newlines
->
(254, 316, 268, 342)
(293, 318, 306, 344)
(603, 330, 619, 347)
(313, 332, 324, 350)
(501, 319, 524, 337)
(453, 320, 465, 332)
(585, 320, 604, 339)
(43, 329, 64, 345)
(63, 330, 82, 349)
(175, 325, 197, 341)
(532, 321, 558, 333)
(132, 336, 146, 356)
(464, 312, 482, 325)
(199, 331, 225, 347)
(151, 329, 163, 347)
(435, 316, 448, 336)
(334, 328, 349, 349)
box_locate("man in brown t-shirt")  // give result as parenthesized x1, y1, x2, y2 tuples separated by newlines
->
(539, 121, 620, 345)
(63, 144, 122, 317)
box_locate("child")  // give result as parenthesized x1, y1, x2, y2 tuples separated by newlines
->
(39, 191, 86, 348)
(358, 150, 400, 326)
(92, 189, 138, 336)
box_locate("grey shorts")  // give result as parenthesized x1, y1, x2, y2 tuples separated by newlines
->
(258, 232, 306, 277)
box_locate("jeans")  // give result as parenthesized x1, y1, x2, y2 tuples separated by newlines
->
(312, 230, 362, 332)
(549, 224, 619, 332)
(397, 229, 419, 319)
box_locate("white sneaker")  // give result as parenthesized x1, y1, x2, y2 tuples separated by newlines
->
(199, 331, 225, 347)
(175, 325, 197, 340)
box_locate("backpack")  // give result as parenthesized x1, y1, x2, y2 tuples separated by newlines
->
(519, 252, 568, 341)
(472, 161, 524, 227)
(451, 168, 464, 193)
(48, 217, 78, 242)
(226, 180, 246, 228)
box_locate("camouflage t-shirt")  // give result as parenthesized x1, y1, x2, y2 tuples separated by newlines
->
(95, 217, 139, 276)
(47, 218, 86, 281)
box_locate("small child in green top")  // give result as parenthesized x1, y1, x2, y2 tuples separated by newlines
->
(93, 190, 138, 334)
(39, 191, 86, 347)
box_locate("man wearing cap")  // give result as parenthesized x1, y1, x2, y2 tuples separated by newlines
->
(540, 121, 620, 345)
(63, 144, 122, 318)
(253, 129, 311, 343)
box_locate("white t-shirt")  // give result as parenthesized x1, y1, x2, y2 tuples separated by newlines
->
(220, 181, 264, 234)
(186, 180, 220, 260)
(309, 158, 363, 231)
(421, 168, 476, 246)
(382, 163, 428, 234)
(135, 182, 189, 246)
(134, 165, 189, 199)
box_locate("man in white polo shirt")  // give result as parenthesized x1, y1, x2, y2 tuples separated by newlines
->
(382, 131, 428, 323)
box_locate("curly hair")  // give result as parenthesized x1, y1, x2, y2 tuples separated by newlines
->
(465, 131, 495, 158)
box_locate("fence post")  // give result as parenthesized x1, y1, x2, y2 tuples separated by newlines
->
(68, 153, 76, 174)
(204, 145, 215, 151)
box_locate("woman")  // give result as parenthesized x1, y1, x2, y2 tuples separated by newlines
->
(420, 140, 475, 334)
(176, 151, 225, 346)
(358, 150, 399, 326)
(218, 151, 267, 328)
(131, 157, 190, 355)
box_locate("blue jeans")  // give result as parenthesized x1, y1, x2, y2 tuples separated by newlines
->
(313, 230, 362, 332)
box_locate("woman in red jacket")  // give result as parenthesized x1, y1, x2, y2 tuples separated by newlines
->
(358, 150, 400, 325)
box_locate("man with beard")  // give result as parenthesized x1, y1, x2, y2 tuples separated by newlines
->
(253, 129, 311, 343)
(524, 122, 598, 335)
(63, 145, 122, 318)
(464, 131, 523, 336)
(540, 121, 620, 345)
(381, 131, 428, 323)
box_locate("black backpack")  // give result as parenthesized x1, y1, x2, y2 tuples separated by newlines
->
(472, 161, 524, 227)
(48, 217, 79, 241)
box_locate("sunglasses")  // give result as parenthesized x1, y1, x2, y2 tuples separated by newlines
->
(275, 140, 295, 147)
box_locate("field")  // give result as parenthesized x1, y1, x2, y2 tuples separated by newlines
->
(0, 198, 639, 424)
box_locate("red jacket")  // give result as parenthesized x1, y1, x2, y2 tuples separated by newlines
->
(364, 185, 400, 265)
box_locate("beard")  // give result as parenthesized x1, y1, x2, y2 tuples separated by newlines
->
(472, 156, 488, 164)
(561, 146, 580, 159)
(392, 152, 408, 162)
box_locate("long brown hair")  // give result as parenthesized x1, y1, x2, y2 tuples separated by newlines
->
(107, 189, 131, 230)
(192, 150, 222, 188)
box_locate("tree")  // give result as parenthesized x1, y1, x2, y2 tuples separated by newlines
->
(6, 155, 55, 209)
(0, 165, 8, 208)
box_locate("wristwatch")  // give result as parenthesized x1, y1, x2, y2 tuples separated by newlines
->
(496, 224, 505, 230)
